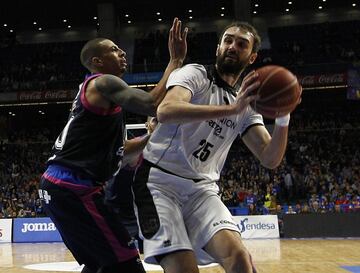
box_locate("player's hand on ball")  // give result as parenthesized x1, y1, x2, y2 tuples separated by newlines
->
(249, 65, 302, 119)
(233, 70, 260, 114)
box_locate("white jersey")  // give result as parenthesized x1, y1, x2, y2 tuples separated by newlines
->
(143, 64, 264, 181)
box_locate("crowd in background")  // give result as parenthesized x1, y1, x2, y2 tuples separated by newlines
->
(0, 141, 48, 218)
(1, 20, 360, 93)
(0, 108, 359, 219)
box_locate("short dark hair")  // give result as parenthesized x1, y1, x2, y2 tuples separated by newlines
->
(80, 38, 108, 70)
(218, 21, 261, 53)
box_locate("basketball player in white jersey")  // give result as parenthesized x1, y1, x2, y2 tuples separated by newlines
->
(133, 22, 300, 273)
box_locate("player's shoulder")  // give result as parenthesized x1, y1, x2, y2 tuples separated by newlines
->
(179, 63, 207, 74)
(183, 63, 206, 69)
(175, 64, 209, 82)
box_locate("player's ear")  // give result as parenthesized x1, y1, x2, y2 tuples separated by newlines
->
(92, 56, 103, 67)
(249, 52, 257, 64)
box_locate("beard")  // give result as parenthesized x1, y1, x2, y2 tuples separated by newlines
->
(216, 52, 250, 75)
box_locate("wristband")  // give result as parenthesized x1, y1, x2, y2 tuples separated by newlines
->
(275, 114, 290, 127)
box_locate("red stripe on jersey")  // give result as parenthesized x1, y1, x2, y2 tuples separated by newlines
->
(80, 74, 122, 116)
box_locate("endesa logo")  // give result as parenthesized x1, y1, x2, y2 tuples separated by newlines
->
(238, 218, 276, 233)
(13, 218, 62, 243)
(234, 215, 280, 239)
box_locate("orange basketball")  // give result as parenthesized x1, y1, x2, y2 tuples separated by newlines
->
(250, 65, 302, 119)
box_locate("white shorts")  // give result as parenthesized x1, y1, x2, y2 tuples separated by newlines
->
(133, 162, 240, 265)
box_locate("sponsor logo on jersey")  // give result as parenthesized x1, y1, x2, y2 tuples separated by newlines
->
(207, 117, 237, 139)
(212, 219, 237, 227)
(207, 120, 224, 139)
(38, 189, 51, 204)
(219, 117, 237, 130)
(163, 240, 172, 247)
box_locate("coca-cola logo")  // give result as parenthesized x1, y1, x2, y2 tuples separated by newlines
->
(18, 90, 72, 102)
(318, 74, 345, 84)
(299, 76, 315, 86)
(44, 90, 69, 100)
(18, 91, 42, 101)
(298, 73, 346, 87)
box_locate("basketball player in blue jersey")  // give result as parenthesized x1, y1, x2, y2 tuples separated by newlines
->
(133, 22, 301, 273)
(38, 18, 187, 273)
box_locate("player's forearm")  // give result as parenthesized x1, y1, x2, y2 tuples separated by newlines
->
(124, 135, 151, 156)
(149, 59, 184, 106)
(259, 125, 288, 169)
(122, 135, 150, 167)
(157, 101, 236, 124)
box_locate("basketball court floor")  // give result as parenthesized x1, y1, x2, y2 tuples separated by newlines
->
(1, 238, 360, 273)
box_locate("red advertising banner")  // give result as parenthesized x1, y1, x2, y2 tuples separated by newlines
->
(17, 90, 74, 102)
(12, 72, 350, 104)
(297, 73, 347, 88)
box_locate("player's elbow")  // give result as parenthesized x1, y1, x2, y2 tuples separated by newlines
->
(156, 102, 172, 123)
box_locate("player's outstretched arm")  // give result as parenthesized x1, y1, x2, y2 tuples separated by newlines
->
(88, 18, 188, 117)
(94, 74, 158, 116)
(157, 70, 260, 124)
(149, 17, 188, 106)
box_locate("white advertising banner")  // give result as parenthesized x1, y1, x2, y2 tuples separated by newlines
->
(233, 215, 280, 239)
(0, 219, 12, 243)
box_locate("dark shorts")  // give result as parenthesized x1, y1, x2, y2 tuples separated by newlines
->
(39, 164, 141, 271)
(104, 166, 139, 238)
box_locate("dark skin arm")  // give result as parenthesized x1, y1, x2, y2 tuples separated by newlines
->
(94, 75, 157, 115)
(88, 18, 188, 116)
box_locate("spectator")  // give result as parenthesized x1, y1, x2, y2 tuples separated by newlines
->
(333, 204, 343, 213)
(248, 203, 259, 215)
(286, 206, 297, 214)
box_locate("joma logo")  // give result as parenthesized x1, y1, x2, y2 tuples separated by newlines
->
(21, 223, 57, 233)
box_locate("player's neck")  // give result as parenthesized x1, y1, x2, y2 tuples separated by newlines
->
(219, 72, 241, 88)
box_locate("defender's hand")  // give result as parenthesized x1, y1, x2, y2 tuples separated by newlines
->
(168, 17, 188, 64)
(145, 117, 158, 134)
